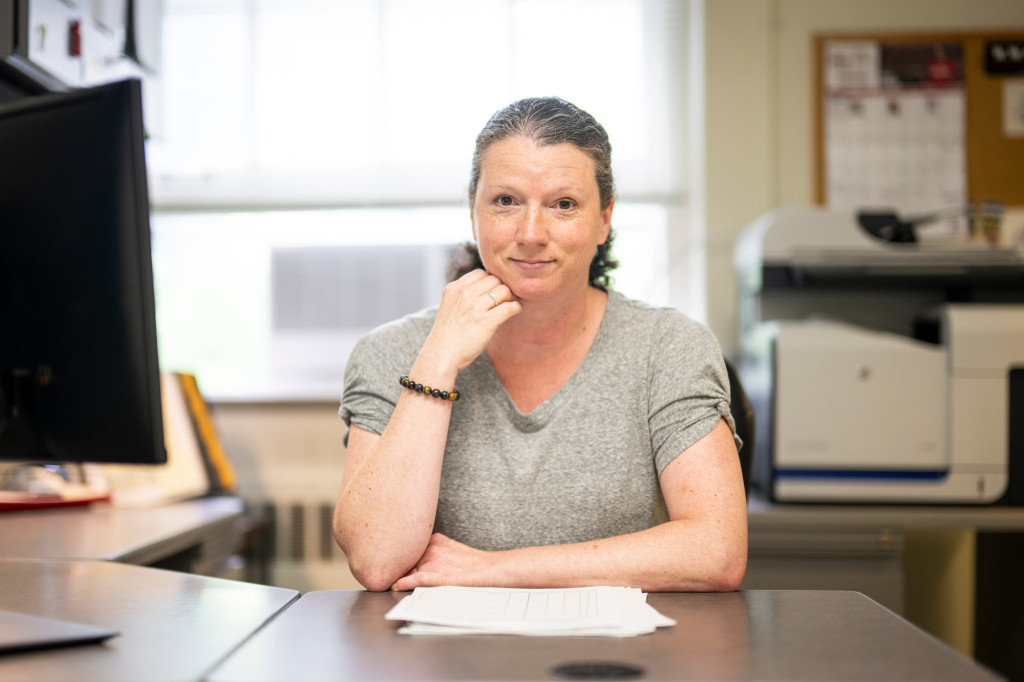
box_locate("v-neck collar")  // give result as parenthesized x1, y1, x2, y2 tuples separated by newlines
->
(476, 290, 618, 433)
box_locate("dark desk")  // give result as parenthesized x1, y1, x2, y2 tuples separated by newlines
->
(0, 559, 298, 682)
(208, 589, 1002, 682)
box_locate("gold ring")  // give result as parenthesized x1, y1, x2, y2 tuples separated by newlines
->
(486, 290, 498, 307)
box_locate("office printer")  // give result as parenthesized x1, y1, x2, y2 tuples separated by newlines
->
(735, 207, 1024, 504)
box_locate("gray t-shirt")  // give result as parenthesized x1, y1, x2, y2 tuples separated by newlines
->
(339, 290, 737, 552)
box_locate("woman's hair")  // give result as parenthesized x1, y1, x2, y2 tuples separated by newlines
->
(448, 97, 619, 290)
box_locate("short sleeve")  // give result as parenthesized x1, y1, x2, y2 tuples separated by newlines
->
(648, 311, 739, 475)
(339, 313, 432, 443)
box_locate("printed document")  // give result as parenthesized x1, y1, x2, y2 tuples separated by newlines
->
(385, 586, 675, 636)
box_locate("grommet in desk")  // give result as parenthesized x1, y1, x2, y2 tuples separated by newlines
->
(549, 661, 645, 679)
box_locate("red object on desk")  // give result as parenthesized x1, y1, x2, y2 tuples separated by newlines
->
(0, 491, 110, 512)
(69, 19, 82, 57)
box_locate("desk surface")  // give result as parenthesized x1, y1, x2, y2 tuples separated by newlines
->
(208, 589, 1002, 682)
(747, 495, 1024, 532)
(0, 559, 298, 682)
(0, 496, 244, 565)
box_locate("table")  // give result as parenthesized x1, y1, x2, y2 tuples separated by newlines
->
(744, 495, 1024, 678)
(746, 496, 1024, 532)
(207, 589, 1003, 682)
(744, 497, 1018, 616)
(0, 496, 245, 575)
(0, 559, 298, 682)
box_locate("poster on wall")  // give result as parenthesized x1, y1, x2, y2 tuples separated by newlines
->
(823, 40, 968, 240)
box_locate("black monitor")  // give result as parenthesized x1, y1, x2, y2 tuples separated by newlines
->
(0, 78, 166, 465)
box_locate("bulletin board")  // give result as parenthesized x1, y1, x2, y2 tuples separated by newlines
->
(814, 32, 1024, 213)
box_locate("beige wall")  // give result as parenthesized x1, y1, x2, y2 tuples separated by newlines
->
(695, 0, 1024, 353)
(210, 402, 362, 592)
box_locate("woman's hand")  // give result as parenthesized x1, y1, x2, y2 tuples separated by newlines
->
(336, 269, 519, 592)
(390, 533, 498, 591)
(419, 269, 522, 374)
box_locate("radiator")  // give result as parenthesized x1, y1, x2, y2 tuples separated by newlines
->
(244, 499, 361, 591)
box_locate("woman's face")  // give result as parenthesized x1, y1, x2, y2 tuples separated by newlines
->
(471, 136, 613, 302)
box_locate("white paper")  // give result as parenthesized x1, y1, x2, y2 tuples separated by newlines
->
(1004, 79, 1024, 138)
(92, 0, 125, 31)
(386, 586, 675, 637)
(824, 41, 881, 90)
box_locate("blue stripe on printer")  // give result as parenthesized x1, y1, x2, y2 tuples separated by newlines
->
(775, 469, 949, 481)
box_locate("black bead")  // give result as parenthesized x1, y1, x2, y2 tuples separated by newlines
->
(414, 383, 423, 392)
(432, 389, 442, 398)
(440, 391, 449, 400)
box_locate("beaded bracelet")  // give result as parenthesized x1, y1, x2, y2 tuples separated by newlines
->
(399, 375, 460, 401)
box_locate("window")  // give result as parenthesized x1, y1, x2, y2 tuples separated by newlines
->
(149, 0, 688, 400)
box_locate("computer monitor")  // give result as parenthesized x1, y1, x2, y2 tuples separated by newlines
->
(0, 78, 166, 465)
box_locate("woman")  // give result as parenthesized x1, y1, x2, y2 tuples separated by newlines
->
(334, 97, 747, 593)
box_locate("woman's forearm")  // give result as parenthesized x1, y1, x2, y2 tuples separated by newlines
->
(494, 517, 747, 592)
(333, 355, 458, 591)
(336, 270, 523, 590)
(390, 421, 748, 593)
(393, 514, 747, 593)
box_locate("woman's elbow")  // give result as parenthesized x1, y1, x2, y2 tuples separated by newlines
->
(333, 513, 427, 591)
(333, 538, 395, 592)
(337, 538, 404, 591)
(348, 558, 399, 592)
(333, 525, 392, 591)
(710, 544, 747, 592)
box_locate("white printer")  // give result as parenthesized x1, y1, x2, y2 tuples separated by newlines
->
(735, 207, 1024, 504)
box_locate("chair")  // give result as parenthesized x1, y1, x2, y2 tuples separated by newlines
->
(724, 358, 754, 499)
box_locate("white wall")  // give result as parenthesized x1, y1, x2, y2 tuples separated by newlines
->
(694, 0, 1024, 354)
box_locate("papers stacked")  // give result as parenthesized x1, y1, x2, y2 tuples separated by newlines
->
(385, 586, 675, 636)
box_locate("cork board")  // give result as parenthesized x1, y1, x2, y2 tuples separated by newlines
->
(814, 32, 1024, 208)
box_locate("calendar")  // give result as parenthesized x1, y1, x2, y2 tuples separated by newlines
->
(822, 40, 968, 240)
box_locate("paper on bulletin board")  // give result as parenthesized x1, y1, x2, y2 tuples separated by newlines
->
(92, 0, 125, 31)
(824, 41, 880, 89)
(823, 40, 968, 241)
(1005, 80, 1024, 138)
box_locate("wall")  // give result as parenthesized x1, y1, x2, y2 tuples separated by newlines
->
(695, 0, 1024, 354)
(690, 0, 775, 354)
(210, 402, 362, 592)
(694, 0, 1024, 658)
